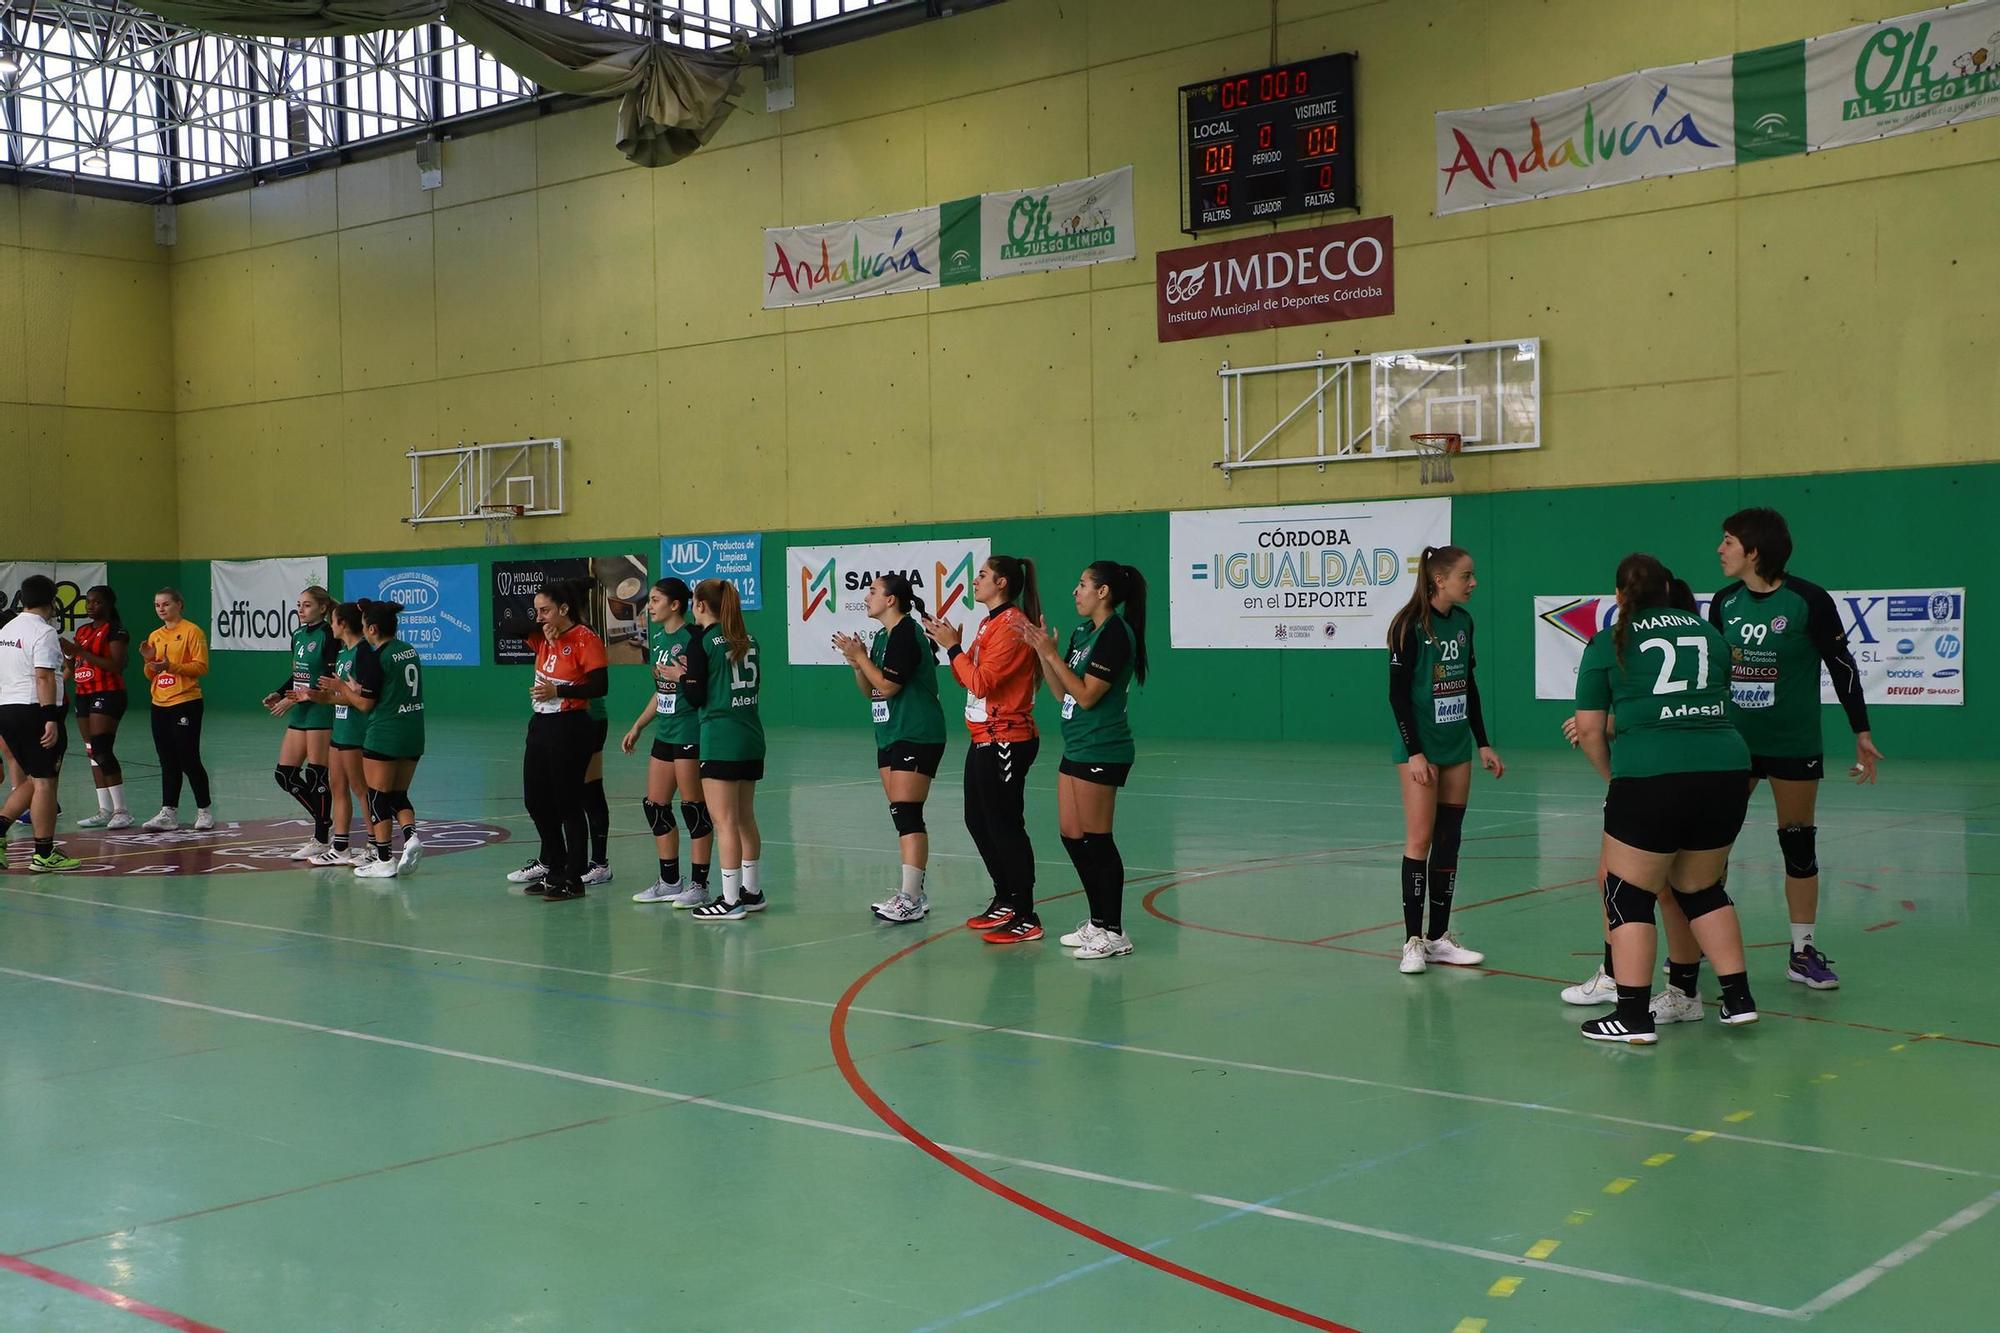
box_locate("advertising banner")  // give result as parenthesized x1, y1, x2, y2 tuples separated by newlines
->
(1806, 1, 2000, 150)
(658, 533, 764, 611)
(0, 562, 107, 634)
(342, 564, 481, 666)
(763, 205, 941, 309)
(1534, 588, 1965, 704)
(210, 557, 328, 651)
(1155, 215, 1393, 343)
(1168, 499, 1450, 649)
(964, 165, 1136, 282)
(786, 537, 989, 665)
(491, 555, 651, 666)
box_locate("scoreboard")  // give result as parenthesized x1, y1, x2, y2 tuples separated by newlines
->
(1180, 53, 1356, 233)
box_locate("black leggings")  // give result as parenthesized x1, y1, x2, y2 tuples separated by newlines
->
(964, 737, 1040, 920)
(151, 701, 210, 809)
(524, 712, 594, 882)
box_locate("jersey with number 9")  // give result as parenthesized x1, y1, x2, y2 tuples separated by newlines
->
(364, 638, 427, 759)
(1574, 608, 1746, 778)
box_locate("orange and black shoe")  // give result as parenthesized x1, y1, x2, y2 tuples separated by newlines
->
(982, 917, 1043, 944)
(965, 900, 1015, 930)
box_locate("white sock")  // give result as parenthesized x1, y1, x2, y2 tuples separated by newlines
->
(741, 858, 760, 895)
(720, 867, 742, 905)
(1790, 922, 1815, 952)
(900, 863, 926, 899)
(106, 783, 125, 813)
(96, 787, 114, 814)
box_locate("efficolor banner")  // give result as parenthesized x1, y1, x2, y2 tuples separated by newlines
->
(342, 564, 481, 666)
(210, 557, 328, 651)
(0, 562, 107, 634)
(786, 538, 989, 665)
(1168, 500, 1450, 649)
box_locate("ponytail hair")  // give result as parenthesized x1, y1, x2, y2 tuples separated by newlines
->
(1611, 553, 1673, 667)
(987, 555, 1042, 627)
(302, 585, 333, 619)
(653, 577, 692, 614)
(877, 572, 927, 618)
(332, 601, 364, 635)
(1664, 568, 1697, 615)
(1086, 560, 1149, 685)
(88, 584, 122, 631)
(1387, 545, 1469, 650)
(360, 599, 405, 638)
(696, 578, 751, 663)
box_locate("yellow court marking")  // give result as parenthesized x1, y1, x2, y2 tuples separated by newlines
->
(1812, 1072, 1838, 1083)
(1486, 1277, 1522, 1298)
(1603, 1177, 1637, 1194)
(1723, 1109, 1755, 1123)
(1643, 1152, 1675, 1167)
(1890, 1043, 1907, 1052)
(1685, 1129, 1716, 1143)
(1564, 1209, 1593, 1226)
(1524, 1238, 1560, 1261)
(1454, 1319, 1490, 1332)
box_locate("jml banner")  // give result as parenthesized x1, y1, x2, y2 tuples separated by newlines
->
(658, 533, 764, 611)
(1169, 500, 1450, 649)
(1436, 0, 2000, 215)
(210, 557, 328, 651)
(0, 562, 107, 633)
(786, 538, 989, 665)
(1534, 588, 1965, 705)
(342, 564, 481, 666)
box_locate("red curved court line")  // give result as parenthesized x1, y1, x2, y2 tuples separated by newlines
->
(0, 1252, 223, 1332)
(829, 929, 1360, 1333)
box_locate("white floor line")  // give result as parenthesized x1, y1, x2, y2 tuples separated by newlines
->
(0, 962, 1793, 1318)
(1790, 1188, 2000, 1318)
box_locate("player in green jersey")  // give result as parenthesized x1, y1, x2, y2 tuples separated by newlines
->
(1387, 546, 1505, 976)
(322, 599, 425, 880)
(625, 578, 714, 908)
(263, 585, 339, 861)
(1572, 554, 1759, 1045)
(1710, 507, 1881, 990)
(305, 601, 373, 867)
(836, 573, 948, 925)
(1020, 561, 1149, 960)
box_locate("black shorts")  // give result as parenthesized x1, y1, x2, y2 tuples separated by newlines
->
(1060, 756, 1132, 788)
(588, 717, 610, 754)
(362, 749, 423, 765)
(331, 741, 362, 753)
(699, 758, 764, 782)
(877, 741, 946, 777)
(0, 705, 64, 779)
(75, 692, 128, 721)
(1604, 770, 1752, 855)
(1749, 753, 1824, 783)
(652, 738, 699, 763)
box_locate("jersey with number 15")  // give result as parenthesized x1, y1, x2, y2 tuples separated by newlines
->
(1574, 608, 1746, 779)
(697, 625, 764, 762)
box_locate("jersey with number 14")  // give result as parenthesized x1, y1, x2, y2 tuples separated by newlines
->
(698, 626, 764, 762)
(649, 623, 699, 744)
(1575, 609, 1746, 778)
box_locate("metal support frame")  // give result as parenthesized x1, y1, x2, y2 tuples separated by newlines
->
(406, 437, 565, 526)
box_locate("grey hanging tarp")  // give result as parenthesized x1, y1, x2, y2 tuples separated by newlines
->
(135, 0, 741, 167)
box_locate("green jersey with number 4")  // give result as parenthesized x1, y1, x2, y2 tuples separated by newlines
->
(1575, 609, 1746, 778)
(287, 621, 337, 729)
(649, 622, 700, 745)
(698, 625, 765, 762)
(365, 638, 426, 758)
(1060, 615, 1136, 764)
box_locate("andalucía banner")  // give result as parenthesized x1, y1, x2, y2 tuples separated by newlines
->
(1435, 0, 2000, 215)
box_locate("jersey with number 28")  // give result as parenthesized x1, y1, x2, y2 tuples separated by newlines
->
(1574, 608, 1747, 779)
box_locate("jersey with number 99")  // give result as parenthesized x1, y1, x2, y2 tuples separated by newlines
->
(1575, 608, 1747, 779)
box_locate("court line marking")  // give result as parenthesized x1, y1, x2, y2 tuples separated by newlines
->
(1791, 1188, 2000, 1318)
(0, 1251, 223, 1332)
(3, 883, 1990, 1183)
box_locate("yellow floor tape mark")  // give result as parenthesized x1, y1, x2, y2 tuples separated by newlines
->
(1723, 1110, 1754, 1123)
(1890, 1043, 1906, 1052)
(1454, 1318, 1490, 1332)
(1685, 1130, 1716, 1143)
(1565, 1209, 1593, 1225)
(1486, 1277, 1522, 1298)
(1604, 1177, 1637, 1194)
(1524, 1239, 1560, 1261)
(1643, 1152, 1676, 1167)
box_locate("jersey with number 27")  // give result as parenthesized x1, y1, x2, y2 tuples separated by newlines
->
(1574, 609, 1747, 779)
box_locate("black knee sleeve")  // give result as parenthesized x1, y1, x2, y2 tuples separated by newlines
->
(1671, 880, 1733, 922)
(86, 733, 120, 775)
(680, 800, 713, 840)
(366, 788, 396, 825)
(1603, 872, 1657, 927)
(386, 790, 411, 820)
(1777, 824, 1818, 879)
(1431, 802, 1466, 869)
(301, 763, 330, 807)
(889, 801, 926, 837)
(276, 763, 302, 797)
(1061, 833, 1089, 876)
(643, 798, 676, 836)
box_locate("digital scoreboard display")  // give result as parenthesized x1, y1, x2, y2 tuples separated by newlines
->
(1180, 53, 1356, 233)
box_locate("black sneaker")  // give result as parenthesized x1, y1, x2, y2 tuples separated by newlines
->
(1718, 994, 1759, 1026)
(1581, 1014, 1658, 1045)
(541, 880, 585, 902)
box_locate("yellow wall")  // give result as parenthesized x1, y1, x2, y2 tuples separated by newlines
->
(0, 187, 176, 558)
(26, 0, 2000, 560)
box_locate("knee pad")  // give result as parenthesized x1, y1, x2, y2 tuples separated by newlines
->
(1671, 880, 1733, 922)
(386, 790, 411, 819)
(1431, 802, 1466, 869)
(889, 801, 926, 837)
(366, 788, 396, 825)
(1603, 872, 1657, 927)
(84, 735, 104, 769)
(300, 764, 329, 798)
(643, 798, 675, 836)
(680, 800, 713, 840)
(275, 763, 302, 797)
(1777, 824, 1818, 879)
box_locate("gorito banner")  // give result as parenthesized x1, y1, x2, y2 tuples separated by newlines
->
(342, 564, 481, 666)
(0, 562, 107, 634)
(210, 557, 328, 651)
(1169, 500, 1450, 649)
(786, 538, 989, 665)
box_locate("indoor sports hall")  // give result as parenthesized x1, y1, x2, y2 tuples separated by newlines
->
(1, 1, 1994, 1330)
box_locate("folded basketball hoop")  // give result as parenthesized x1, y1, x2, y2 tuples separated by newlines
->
(1411, 432, 1462, 486)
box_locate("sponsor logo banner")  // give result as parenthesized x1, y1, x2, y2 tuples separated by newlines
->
(0, 562, 107, 634)
(343, 564, 481, 666)
(657, 533, 764, 611)
(975, 165, 1135, 282)
(1156, 215, 1393, 343)
(786, 538, 989, 665)
(1534, 587, 1965, 705)
(1169, 499, 1450, 649)
(491, 556, 651, 667)
(210, 557, 328, 651)
(763, 205, 941, 309)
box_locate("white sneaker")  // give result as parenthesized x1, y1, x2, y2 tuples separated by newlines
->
(291, 840, 329, 861)
(76, 811, 111, 829)
(581, 862, 613, 886)
(193, 809, 215, 832)
(506, 860, 548, 884)
(105, 810, 133, 830)
(1561, 966, 1619, 1006)
(1399, 936, 1428, 974)
(1059, 920, 1101, 948)
(1651, 987, 1705, 1024)
(141, 807, 179, 832)
(872, 893, 930, 924)
(670, 883, 711, 908)
(307, 848, 351, 867)
(1424, 932, 1485, 966)
(1074, 928, 1132, 960)
(398, 835, 423, 874)
(632, 879, 680, 903)
(354, 857, 399, 879)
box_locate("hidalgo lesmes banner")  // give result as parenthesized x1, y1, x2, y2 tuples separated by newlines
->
(786, 538, 989, 666)
(1534, 588, 1965, 705)
(210, 557, 328, 651)
(0, 562, 107, 634)
(1169, 500, 1450, 649)
(1435, 0, 2000, 215)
